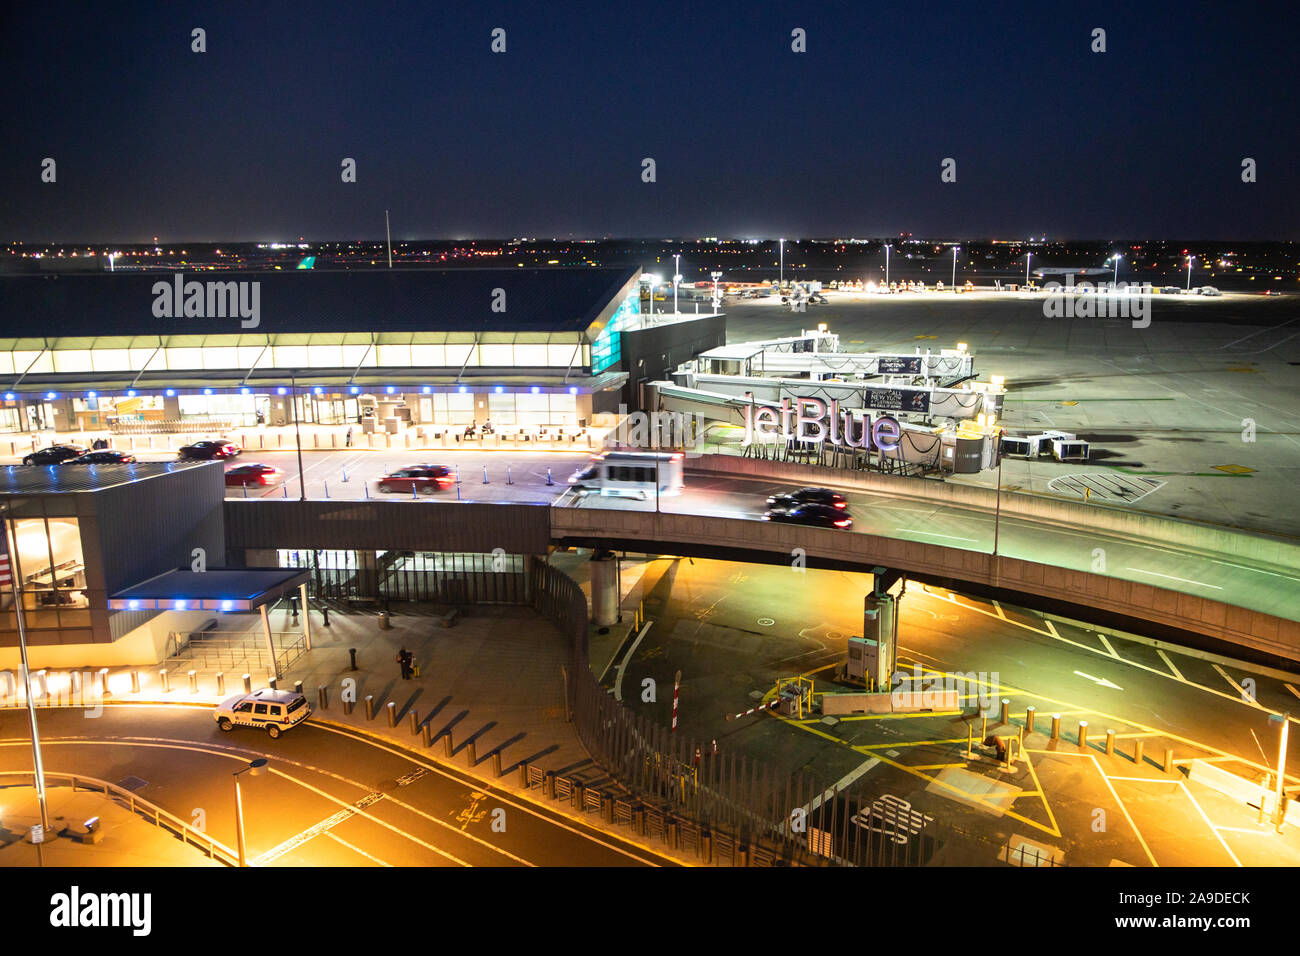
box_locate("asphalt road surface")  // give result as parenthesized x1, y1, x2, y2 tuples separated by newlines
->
(0, 706, 677, 867)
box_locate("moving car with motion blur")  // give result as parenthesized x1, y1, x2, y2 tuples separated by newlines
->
(23, 444, 87, 465)
(568, 450, 684, 500)
(62, 450, 137, 465)
(761, 502, 853, 529)
(178, 439, 241, 460)
(377, 464, 455, 494)
(766, 487, 848, 511)
(224, 463, 284, 486)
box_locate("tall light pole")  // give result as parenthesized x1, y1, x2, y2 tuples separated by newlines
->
(233, 757, 268, 867)
(1, 508, 49, 845)
(710, 271, 722, 312)
(644, 274, 660, 321)
(779, 238, 785, 287)
(673, 253, 681, 316)
(1112, 253, 1123, 287)
(1269, 713, 1289, 831)
(951, 246, 959, 291)
(290, 372, 306, 500)
(885, 243, 892, 288)
(1186, 254, 1195, 292)
(1025, 251, 1032, 287)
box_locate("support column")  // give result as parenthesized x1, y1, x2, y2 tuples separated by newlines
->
(590, 552, 618, 628)
(864, 592, 897, 692)
(298, 583, 313, 652)
(260, 604, 281, 681)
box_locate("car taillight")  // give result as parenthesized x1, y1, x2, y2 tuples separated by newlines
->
(834, 519, 851, 527)
(834, 501, 847, 509)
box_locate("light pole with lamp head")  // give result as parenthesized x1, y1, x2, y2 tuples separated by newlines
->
(952, 246, 959, 291)
(233, 757, 269, 866)
(673, 254, 681, 315)
(1186, 254, 1195, 292)
(1112, 253, 1123, 287)
(779, 238, 785, 288)
(885, 243, 891, 287)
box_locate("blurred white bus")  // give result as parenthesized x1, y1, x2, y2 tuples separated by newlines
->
(568, 451, 685, 499)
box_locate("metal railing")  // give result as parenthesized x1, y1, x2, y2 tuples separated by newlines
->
(165, 629, 306, 675)
(0, 770, 239, 866)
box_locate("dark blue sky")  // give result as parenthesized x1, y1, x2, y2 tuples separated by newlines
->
(3, 1, 1296, 241)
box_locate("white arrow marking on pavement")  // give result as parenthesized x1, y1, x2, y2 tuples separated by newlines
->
(1073, 671, 1123, 690)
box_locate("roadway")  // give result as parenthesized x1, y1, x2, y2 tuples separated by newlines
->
(0, 705, 676, 867)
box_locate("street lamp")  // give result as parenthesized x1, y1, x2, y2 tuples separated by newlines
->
(779, 238, 785, 288)
(1024, 251, 1031, 287)
(951, 246, 959, 291)
(673, 253, 681, 316)
(1269, 713, 1289, 831)
(643, 274, 661, 320)
(1186, 254, 1195, 292)
(233, 757, 268, 866)
(1112, 253, 1122, 287)
(885, 243, 892, 288)
(710, 271, 722, 312)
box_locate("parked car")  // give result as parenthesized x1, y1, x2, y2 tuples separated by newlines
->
(214, 688, 311, 738)
(178, 439, 241, 460)
(224, 463, 284, 486)
(761, 503, 853, 529)
(377, 464, 455, 494)
(23, 444, 87, 466)
(1198, 286, 1221, 296)
(63, 450, 138, 465)
(767, 487, 848, 510)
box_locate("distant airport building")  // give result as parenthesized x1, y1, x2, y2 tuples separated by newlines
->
(0, 267, 688, 435)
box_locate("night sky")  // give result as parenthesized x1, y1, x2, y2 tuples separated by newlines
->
(3, 1, 1296, 242)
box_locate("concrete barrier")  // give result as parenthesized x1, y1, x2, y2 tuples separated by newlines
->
(820, 689, 959, 715)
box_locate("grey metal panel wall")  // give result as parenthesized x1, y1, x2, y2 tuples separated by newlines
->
(91, 464, 227, 593)
(224, 500, 552, 555)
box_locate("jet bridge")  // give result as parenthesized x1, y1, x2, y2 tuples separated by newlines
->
(694, 333, 975, 385)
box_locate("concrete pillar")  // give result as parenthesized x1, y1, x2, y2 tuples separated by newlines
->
(999, 698, 1009, 725)
(1025, 706, 1035, 734)
(299, 583, 313, 651)
(1105, 729, 1116, 756)
(1050, 714, 1060, 740)
(1134, 739, 1144, 766)
(1078, 721, 1088, 749)
(864, 592, 897, 691)
(590, 553, 619, 627)
(260, 604, 281, 680)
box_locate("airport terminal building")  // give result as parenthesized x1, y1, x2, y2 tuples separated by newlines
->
(0, 267, 658, 435)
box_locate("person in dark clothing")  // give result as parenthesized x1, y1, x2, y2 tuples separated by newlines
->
(397, 647, 413, 680)
(345, 426, 354, 447)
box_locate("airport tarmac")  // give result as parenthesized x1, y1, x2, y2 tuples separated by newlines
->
(717, 290, 1300, 539)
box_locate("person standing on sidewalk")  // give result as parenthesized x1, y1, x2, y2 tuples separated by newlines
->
(345, 426, 353, 447)
(397, 647, 412, 680)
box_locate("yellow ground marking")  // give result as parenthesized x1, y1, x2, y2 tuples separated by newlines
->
(1090, 754, 1160, 867)
(1212, 664, 1264, 711)
(1178, 780, 1242, 867)
(1158, 649, 1186, 682)
(910, 763, 970, 770)
(324, 830, 392, 866)
(1105, 776, 1180, 784)
(1097, 634, 1117, 658)
(1019, 745, 1061, 838)
(1286, 683, 1300, 701)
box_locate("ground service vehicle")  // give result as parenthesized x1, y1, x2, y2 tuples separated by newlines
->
(569, 451, 684, 499)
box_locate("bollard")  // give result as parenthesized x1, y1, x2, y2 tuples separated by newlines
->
(318, 685, 328, 709)
(519, 763, 529, 787)
(343, 696, 354, 715)
(268, 677, 278, 690)
(1105, 729, 1116, 756)
(386, 701, 397, 727)
(188, 670, 198, 693)
(492, 751, 503, 777)
(409, 710, 420, 734)
(1050, 713, 1061, 740)
(322, 606, 330, 627)
(667, 819, 679, 849)
(544, 771, 556, 800)
(131, 670, 141, 694)
(444, 732, 454, 758)
(506, 466, 513, 485)
(364, 695, 375, 720)
(323, 481, 329, 499)
(1134, 739, 1145, 766)
(738, 844, 750, 867)
(999, 698, 1009, 724)
(364, 483, 370, 499)
(1164, 748, 1175, 774)
(1025, 706, 1035, 734)
(1002, 738, 1013, 770)
(421, 723, 433, 747)
(341, 466, 348, 482)
(294, 680, 303, 696)
(216, 672, 225, 696)
(482, 465, 488, 484)
(158, 669, 170, 693)
(99, 668, 110, 697)
(1078, 720, 1088, 749)
(965, 723, 974, 759)
(546, 468, 553, 486)
(349, 648, 358, 671)
(466, 740, 477, 767)
(243, 673, 252, 693)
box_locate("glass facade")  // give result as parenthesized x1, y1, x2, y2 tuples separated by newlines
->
(590, 291, 640, 374)
(1, 516, 91, 632)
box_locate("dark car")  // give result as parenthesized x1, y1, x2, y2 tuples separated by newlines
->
(23, 444, 87, 466)
(224, 463, 284, 486)
(63, 450, 138, 465)
(767, 487, 848, 511)
(377, 464, 455, 494)
(178, 439, 241, 460)
(761, 503, 853, 529)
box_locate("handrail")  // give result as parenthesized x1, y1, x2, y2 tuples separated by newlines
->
(0, 770, 240, 866)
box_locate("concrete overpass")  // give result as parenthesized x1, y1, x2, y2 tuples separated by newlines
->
(223, 456, 1300, 666)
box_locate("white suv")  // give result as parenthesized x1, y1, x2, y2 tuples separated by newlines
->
(215, 688, 311, 738)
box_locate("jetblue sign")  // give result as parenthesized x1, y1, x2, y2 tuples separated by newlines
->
(743, 397, 901, 452)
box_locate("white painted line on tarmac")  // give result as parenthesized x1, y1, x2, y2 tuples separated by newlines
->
(992, 600, 1006, 620)
(1097, 634, 1118, 658)
(1157, 649, 1186, 682)
(324, 829, 393, 866)
(1125, 567, 1223, 590)
(1212, 664, 1262, 709)
(614, 621, 653, 703)
(1286, 683, 1300, 701)
(895, 528, 978, 542)
(1179, 780, 1243, 867)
